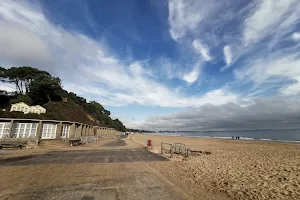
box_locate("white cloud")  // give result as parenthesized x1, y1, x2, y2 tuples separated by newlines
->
(216, 0, 300, 70)
(0, 21, 53, 66)
(168, 0, 218, 41)
(234, 51, 300, 96)
(129, 62, 144, 77)
(292, 32, 300, 41)
(168, 0, 202, 40)
(2, 0, 299, 132)
(223, 45, 232, 65)
(0, 0, 239, 109)
(191, 89, 238, 106)
(243, 0, 299, 44)
(65, 77, 238, 108)
(279, 77, 300, 96)
(0, 82, 16, 93)
(155, 57, 179, 80)
(182, 64, 201, 84)
(235, 53, 300, 83)
(192, 39, 212, 61)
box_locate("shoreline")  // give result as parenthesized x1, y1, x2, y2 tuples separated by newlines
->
(141, 132, 300, 143)
(131, 133, 300, 199)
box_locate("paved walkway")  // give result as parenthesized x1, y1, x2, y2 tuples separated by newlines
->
(0, 149, 168, 166)
(0, 139, 193, 200)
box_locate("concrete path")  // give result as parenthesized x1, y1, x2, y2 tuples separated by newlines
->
(0, 139, 193, 200)
(0, 149, 168, 166)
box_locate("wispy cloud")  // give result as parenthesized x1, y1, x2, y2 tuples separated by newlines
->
(155, 57, 179, 80)
(1, 0, 300, 129)
(223, 45, 232, 65)
(0, 0, 237, 108)
(243, 0, 299, 45)
(0, 82, 16, 93)
(279, 77, 300, 96)
(168, 0, 202, 41)
(234, 49, 300, 96)
(292, 32, 300, 41)
(192, 40, 212, 61)
(182, 62, 201, 84)
(0, 21, 53, 67)
(167, 0, 218, 41)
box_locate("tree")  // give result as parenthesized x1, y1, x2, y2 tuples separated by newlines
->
(5, 67, 25, 93)
(9, 94, 32, 105)
(111, 118, 126, 131)
(84, 101, 112, 124)
(68, 92, 87, 107)
(0, 66, 7, 81)
(19, 67, 51, 93)
(28, 77, 67, 105)
(5, 66, 51, 94)
(1, 66, 127, 130)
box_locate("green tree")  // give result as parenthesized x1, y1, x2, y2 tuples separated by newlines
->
(28, 77, 67, 105)
(5, 67, 26, 93)
(67, 92, 87, 107)
(111, 118, 126, 131)
(1, 66, 127, 130)
(85, 101, 105, 115)
(9, 94, 32, 105)
(0, 66, 7, 81)
(5, 66, 51, 94)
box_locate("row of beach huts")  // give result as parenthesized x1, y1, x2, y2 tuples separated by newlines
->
(0, 118, 118, 147)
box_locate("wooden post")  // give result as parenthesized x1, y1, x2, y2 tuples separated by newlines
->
(161, 142, 163, 155)
(170, 145, 173, 158)
(8, 120, 14, 138)
(77, 124, 82, 137)
(83, 125, 86, 136)
(36, 121, 43, 139)
(92, 126, 95, 136)
(89, 126, 92, 136)
(69, 123, 76, 138)
(56, 122, 63, 139)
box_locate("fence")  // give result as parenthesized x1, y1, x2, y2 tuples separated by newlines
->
(161, 142, 211, 158)
(81, 136, 98, 144)
(174, 143, 186, 154)
(161, 142, 173, 158)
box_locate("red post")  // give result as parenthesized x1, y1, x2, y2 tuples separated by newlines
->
(147, 140, 152, 149)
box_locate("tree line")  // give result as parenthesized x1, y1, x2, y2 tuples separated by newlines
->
(0, 66, 126, 131)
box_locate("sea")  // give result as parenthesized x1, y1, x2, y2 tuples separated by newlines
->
(145, 129, 300, 143)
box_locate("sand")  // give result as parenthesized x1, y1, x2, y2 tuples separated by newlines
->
(1, 135, 299, 199)
(0, 138, 229, 200)
(131, 133, 300, 200)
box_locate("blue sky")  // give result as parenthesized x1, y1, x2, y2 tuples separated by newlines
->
(1, 0, 300, 130)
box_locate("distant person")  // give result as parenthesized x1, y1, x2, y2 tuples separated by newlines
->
(232, 136, 234, 140)
(236, 136, 238, 140)
(238, 136, 240, 140)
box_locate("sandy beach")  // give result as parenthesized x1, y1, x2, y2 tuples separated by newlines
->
(0, 135, 299, 199)
(131, 133, 300, 200)
(0, 138, 229, 200)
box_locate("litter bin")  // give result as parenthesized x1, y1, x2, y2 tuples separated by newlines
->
(147, 140, 153, 149)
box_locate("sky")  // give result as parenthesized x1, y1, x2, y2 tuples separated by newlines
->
(0, 0, 300, 130)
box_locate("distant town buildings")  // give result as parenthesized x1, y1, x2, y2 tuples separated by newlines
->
(10, 102, 46, 114)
